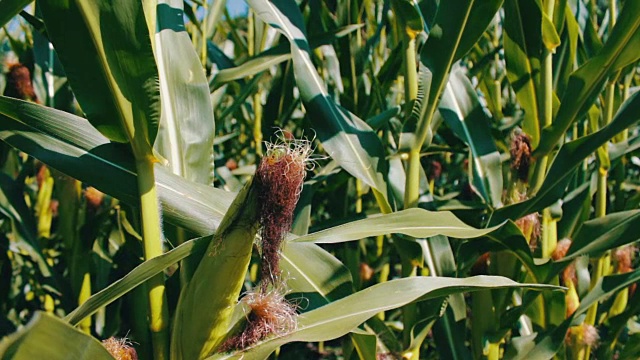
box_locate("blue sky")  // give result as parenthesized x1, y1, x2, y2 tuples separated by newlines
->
(227, 1, 248, 18)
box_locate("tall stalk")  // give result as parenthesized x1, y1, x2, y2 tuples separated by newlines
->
(136, 159, 169, 360)
(583, 3, 617, 359)
(249, 10, 263, 156)
(398, 8, 421, 353)
(201, 1, 208, 67)
(534, 0, 556, 259)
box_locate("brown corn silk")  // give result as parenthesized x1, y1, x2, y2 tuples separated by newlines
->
(220, 139, 310, 351)
(220, 287, 297, 351)
(255, 141, 309, 286)
(510, 131, 532, 183)
(4, 63, 38, 102)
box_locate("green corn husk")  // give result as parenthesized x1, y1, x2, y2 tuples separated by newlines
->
(171, 177, 260, 360)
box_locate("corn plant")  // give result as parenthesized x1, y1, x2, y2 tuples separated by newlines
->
(0, 0, 639, 359)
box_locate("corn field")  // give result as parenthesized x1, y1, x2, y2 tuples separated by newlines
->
(0, 0, 639, 359)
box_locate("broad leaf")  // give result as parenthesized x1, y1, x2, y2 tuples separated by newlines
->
(535, 0, 640, 156)
(0, 97, 349, 319)
(0, 312, 113, 360)
(211, 25, 362, 89)
(39, 0, 160, 156)
(65, 236, 209, 326)
(281, 242, 353, 310)
(153, 0, 216, 184)
(503, 0, 545, 147)
(65, 238, 354, 328)
(508, 269, 640, 360)
(562, 210, 640, 262)
(208, 276, 558, 360)
(490, 90, 640, 225)
(412, 0, 503, 149)
(0, 96, 232, 235)
(440, 68, 503, 207)
(246, 0, 391, 206)
(291, 208, 499, 244)
(0, 0, 30, 29)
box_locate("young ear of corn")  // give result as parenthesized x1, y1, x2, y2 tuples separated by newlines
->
(170, 177, 260, 360)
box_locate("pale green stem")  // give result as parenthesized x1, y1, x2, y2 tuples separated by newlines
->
(248, 11, 263, 156)
(403, 37, 418, 114)
(253, 91, 263, 156)
(191, 4, 198, 48)
(492, 79, 503, 120)
(584, 84, 615, 360)
(529, 156, 548, 196)
(56, 175, 90, 332)
(584, 4, 618, 352)
(400, 23, 426, 352)
(248, 9, 255, 56)
(541, 208, 557, 259)
(404, 150, 421, 209)
(619, 69, 634, 141)
(137, 159, 169, 360)
(376, 235, 388, 320)
(402, 152, 421, 348)
(201, 1, 208, 67)
(530, 0, 556, 195)
(78, 273, 92, 334)
(535, 0, 557, 256)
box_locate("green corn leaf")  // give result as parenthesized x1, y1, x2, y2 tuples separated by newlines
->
(281, 242, 353, 310)
(207, 276, 559, 360)
(39, 0, 160, 157)
(0, 96, 233, 233)
(211, 24, 362, 89)
(65, 235, 209, 326)
(64, 236, 352, 330)
(0, 312, 113, 360)
(503, 0, 545, 147)
(290, 208, 499, 244)
(490, 89, 640, 225)
(439, 68, 503, 207)
(561, 209, 640, 263)
(246, 0, 390, 207)
(412, 0, 503, 150)
(153, 0, 215, 185)
(507, 268, 640, 360)
(535, 0, 640, 156)
(0, 0, 30, 29)
(0, 96, 348, 316)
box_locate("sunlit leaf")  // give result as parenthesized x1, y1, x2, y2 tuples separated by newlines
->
(0, 312, 113, 360)
(490, 90, 640, 224)
(536, 0, 640, 155)
(208, 276, 558, 360)
(246, 0, 391, 206)
(39, 0, 160, 156)
(153, 0, 216, 184)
